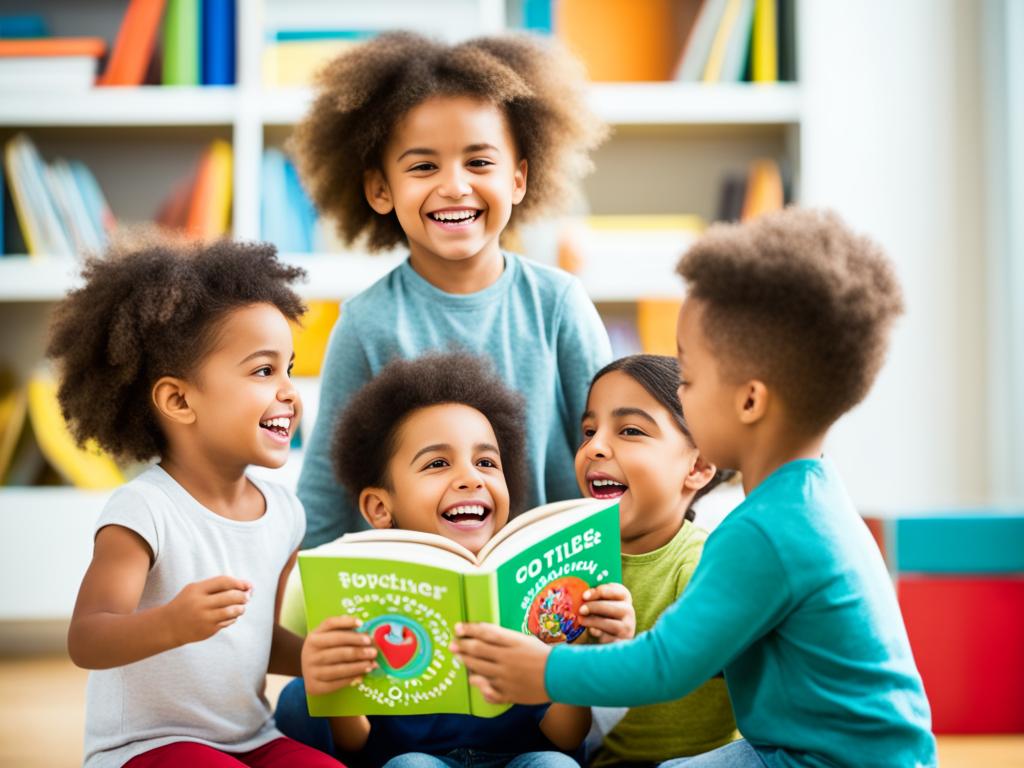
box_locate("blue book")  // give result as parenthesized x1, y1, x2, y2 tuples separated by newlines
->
(202, 0, 236, 85)
(272, 29, 376, 43)
(262, 149, 314, 254)
(522, 0, 553, 34)
(0, 15, 48, 39)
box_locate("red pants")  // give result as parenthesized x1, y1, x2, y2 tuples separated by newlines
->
(124, 737, 345, 767)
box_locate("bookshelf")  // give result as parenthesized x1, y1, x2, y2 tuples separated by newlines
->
(0, 0, 802, 620)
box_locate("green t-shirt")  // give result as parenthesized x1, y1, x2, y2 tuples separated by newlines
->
(591, 521, 737, 767)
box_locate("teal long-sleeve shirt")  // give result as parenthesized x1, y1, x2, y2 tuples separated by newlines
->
(546, 459, 937, 768)
(297, 253, 612, 548)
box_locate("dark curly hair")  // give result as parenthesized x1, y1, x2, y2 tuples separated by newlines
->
(589, 355, 736, 523)
(290, 31, 607, 251)
(332, 351, 529, 515)
(46, 236, 307, 463)
(677, 208, 904, 433)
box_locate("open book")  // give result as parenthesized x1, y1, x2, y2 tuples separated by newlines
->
(298, 497, 621, 718)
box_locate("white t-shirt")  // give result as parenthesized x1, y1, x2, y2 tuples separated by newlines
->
(83, 465, 305, 768)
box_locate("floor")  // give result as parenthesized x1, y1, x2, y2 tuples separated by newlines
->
(1, 656, 1021, 768)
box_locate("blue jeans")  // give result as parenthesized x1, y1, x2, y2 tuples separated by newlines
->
(384, 751, 578, 768)
(659, 740, 767, 768)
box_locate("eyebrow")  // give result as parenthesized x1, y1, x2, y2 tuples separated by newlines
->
(238, 350, 294, 365)
(581, 408, 658, 426)
(410, 442, 501, 466)
(396, 143, 500, 162)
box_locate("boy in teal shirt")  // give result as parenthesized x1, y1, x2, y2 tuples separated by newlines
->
(454, 209, 937, 768)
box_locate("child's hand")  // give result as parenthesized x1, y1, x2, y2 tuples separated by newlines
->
(580, 583, 635, 643)
(302, 615, 378, 696)
(165, 575, 252, 645)
(451, 623, 551, 705)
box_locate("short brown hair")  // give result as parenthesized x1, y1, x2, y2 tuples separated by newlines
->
(332, 352, 528, 516)
(47, 236, 306, 463)
(677, 208, 904, 433)
(290, 31, 607, 251)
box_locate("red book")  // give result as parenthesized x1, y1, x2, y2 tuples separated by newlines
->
(98, 0, 167, 86)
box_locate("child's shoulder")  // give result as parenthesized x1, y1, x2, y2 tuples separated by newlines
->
(510, 251, 579, 295)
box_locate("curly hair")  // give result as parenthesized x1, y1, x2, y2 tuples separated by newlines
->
(589, 355, 735, 522)
(290, 31, 607, 251)
(332, 351, 529, 515)
(677, 208, 904, 433)
(46, 236, 307, 463)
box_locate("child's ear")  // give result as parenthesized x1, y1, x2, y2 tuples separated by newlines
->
(735, 379, 769, 425)
(359, 487, 396, 529)
(683, 455, 716, 492)
(511, 158, 528, 206)
(151, 377, 196, 425)
(363, 169, 394, 215)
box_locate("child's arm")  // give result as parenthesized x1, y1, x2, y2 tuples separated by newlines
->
(68, 525, 251, 670)
(539, 703, 592, 751)
(302, 614, 379, 753)
(579, 583, 635, 643)
(268, 549, 303, 676)
(296, 310, 373, 548)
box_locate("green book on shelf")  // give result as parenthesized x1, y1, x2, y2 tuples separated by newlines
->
(162, 0, 199, 85)
(299, 497, 621, 718)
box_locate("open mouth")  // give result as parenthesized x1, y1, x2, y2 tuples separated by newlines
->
(440, 503, 492, 528)
(259, 416, 291, 439)
(588, 477, 627, 500)
(428, 209, 481, 227)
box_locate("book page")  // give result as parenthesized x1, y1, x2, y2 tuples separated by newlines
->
(479, 498, 616, 567)
(476, 498, 598, 562)
(304, 528, 478, 567)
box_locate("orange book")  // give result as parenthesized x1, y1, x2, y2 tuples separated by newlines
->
(740, 158, 784, 221)
(98, 0, 167, 86)
(556, 0, 680, 81)
(0, 38, 106, 57)
(637, 300, 684, 356)
(185, 140, 233, 238)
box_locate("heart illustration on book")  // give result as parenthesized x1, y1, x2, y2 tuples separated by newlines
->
(373, 623, 418, 670)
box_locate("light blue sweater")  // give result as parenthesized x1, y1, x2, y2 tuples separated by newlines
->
(297, 253, 612, 548)
(547, 459, 937, 768)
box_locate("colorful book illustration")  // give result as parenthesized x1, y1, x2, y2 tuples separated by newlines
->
(162, 0, 200, 85)
(299, 498, 621, 717)
(201, 0, 235, 85)
(98, 0, 166, 86)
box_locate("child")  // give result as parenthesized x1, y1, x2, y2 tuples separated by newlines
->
(275, 352, 635, 768)
(577, 355, 737, 766)
(290, 31, 612, 548)
(453, 209, 938, 767)
(52, 239, 342, 768)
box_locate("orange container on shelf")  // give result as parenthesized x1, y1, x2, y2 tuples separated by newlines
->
(555, 0, 683, 82)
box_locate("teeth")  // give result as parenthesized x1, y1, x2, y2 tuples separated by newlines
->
(443, 505, 486, 518)
(592, 479, 625, 487)
(260, 417, 291, 430)
(432, 210, 476, 222)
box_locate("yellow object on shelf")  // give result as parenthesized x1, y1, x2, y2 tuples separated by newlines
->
(751, 0, 778, 82)
(291, 300, 340, 377)
(262, 40, 362, 87)
(637, 299, 684, 356)
(741, 158, 784, 221)
(26, 374, 124, 489)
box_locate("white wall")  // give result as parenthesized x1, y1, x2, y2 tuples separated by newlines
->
(798, 0, 989, 513)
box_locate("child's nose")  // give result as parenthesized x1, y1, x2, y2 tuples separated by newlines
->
(586, 435, 611, 460)
(454, 466, 485, 490)
(437, 167, 472, 199)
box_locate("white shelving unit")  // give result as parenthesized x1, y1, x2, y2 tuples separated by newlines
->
(0, 0, 802, 621)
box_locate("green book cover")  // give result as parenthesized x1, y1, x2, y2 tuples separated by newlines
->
(162, 0, 200, 85)
(299, 497, 621, 718)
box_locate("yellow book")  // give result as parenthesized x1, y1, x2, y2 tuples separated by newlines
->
(291, 300, 340, 377)
(26, 374, 123, 489)
(740, 158, 784, 221)
(185, 139, 233, 239)
(0, 383, 28, 482)
(751, 0, 778, 82)
(262, 40, 361, 87)
(702, 0, 743, 82)
(637, 300, 683, 356)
